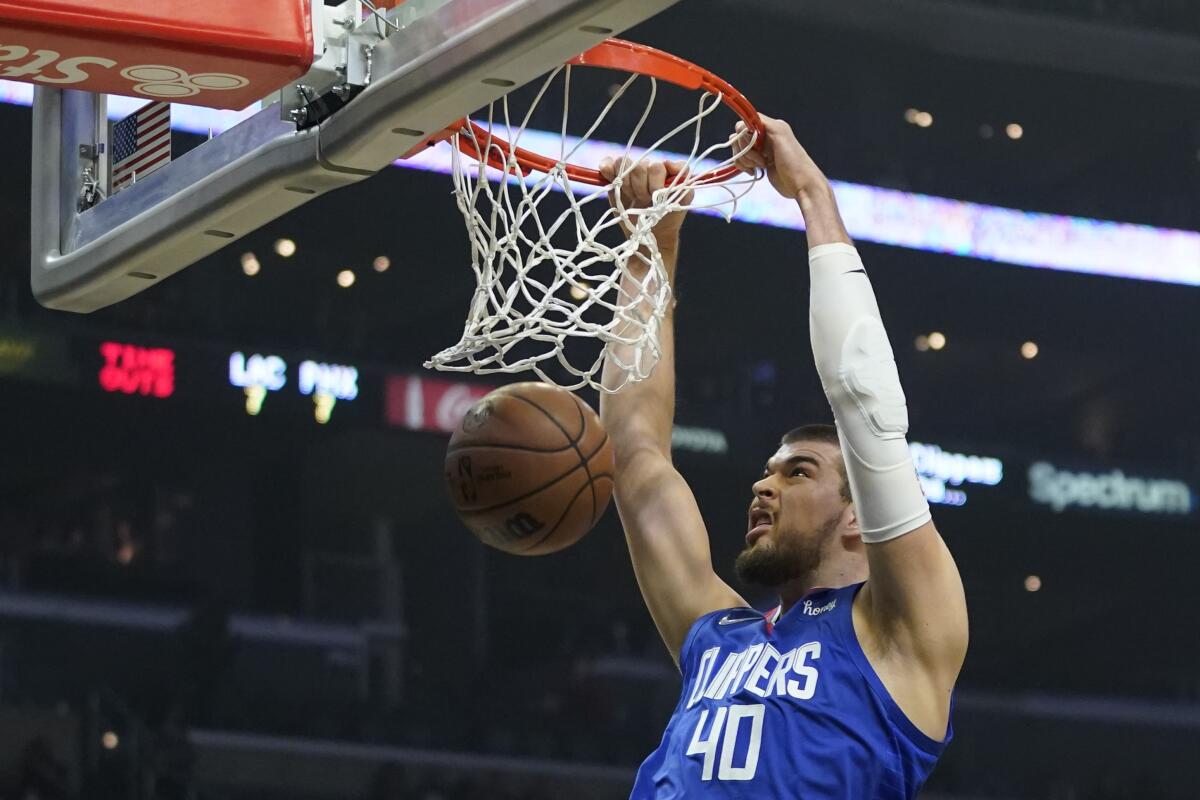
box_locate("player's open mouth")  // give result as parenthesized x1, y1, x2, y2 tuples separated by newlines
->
(746, 509, 772, 544)
(745, 525, 771, 545)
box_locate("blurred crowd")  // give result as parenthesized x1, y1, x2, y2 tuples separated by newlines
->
(0, 472, 195, 602)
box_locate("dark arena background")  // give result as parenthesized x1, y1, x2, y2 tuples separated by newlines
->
(2, 1, 1200, 798)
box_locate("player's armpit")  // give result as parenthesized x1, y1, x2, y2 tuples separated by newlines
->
(860, 520, 969, 685)
(613, 449, 747, 665)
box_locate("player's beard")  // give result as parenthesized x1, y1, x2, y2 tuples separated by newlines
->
(734, 512, 841, 588)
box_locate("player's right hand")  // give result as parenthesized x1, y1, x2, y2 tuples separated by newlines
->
(599, 157, 692, 247)
(734, 115, 831, 202)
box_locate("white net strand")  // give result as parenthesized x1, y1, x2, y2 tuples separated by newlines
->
(425, 62, 761, 392)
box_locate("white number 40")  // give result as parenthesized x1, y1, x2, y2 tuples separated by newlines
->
(685, 703, 765, 781)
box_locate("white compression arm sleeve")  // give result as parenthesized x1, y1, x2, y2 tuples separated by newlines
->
(809, 243, 931, 543)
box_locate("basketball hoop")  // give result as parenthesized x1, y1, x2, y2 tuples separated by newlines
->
(424, 39, 764, 393)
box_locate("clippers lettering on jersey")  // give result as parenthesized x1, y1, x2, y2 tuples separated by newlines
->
(687, 642, 822, 709)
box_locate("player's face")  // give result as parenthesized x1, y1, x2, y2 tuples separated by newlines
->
(735, 440, 850, 587)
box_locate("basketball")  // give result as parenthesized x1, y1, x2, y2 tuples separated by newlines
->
(445, 382, 615, 555)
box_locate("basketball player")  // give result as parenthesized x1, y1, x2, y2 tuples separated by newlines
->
(597, 116, 968, 798)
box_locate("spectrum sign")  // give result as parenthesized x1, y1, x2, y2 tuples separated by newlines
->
(1028, 462, 1194, 517)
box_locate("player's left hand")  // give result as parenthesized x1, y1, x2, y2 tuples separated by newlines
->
(599, 157, 693, 249)
(733, 115, 830, 202)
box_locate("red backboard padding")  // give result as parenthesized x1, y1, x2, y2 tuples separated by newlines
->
(0, 0, 313, 109)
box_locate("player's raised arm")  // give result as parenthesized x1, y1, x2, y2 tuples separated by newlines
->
(598, 158, 747, 666)
(737, 117, 969, 690)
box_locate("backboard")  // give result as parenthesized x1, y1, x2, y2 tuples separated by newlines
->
(26, 0, 681, 312)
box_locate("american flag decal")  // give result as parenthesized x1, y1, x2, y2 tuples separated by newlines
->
(109, 101, 171, 194)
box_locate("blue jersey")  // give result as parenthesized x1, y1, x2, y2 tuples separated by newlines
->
(631, 583, 950, 799)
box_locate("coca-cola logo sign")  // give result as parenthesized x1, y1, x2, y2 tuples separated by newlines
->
(385, 375, 491, 435)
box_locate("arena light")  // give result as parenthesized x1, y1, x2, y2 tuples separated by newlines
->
(373, 255, 391, 273)
(240, 252, 260, 276)
(1021, 341, 1039, 359)
(337, 269, 356, 288)
(928, 331, 947, 350)
(1006, 123, 1024, 140)
(914, 335, 930, 352)
(101, 731, 119, 750)
(3, 81, 1197, 287)
(904, 108, 933, 128)
(274, 238, 297, 258)
(1024, 575, 1042, 592)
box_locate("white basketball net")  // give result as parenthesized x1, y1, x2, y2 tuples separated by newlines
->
(424, 64, 760, 392)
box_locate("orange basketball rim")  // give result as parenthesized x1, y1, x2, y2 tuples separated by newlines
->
(449, 38, 765, 187)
